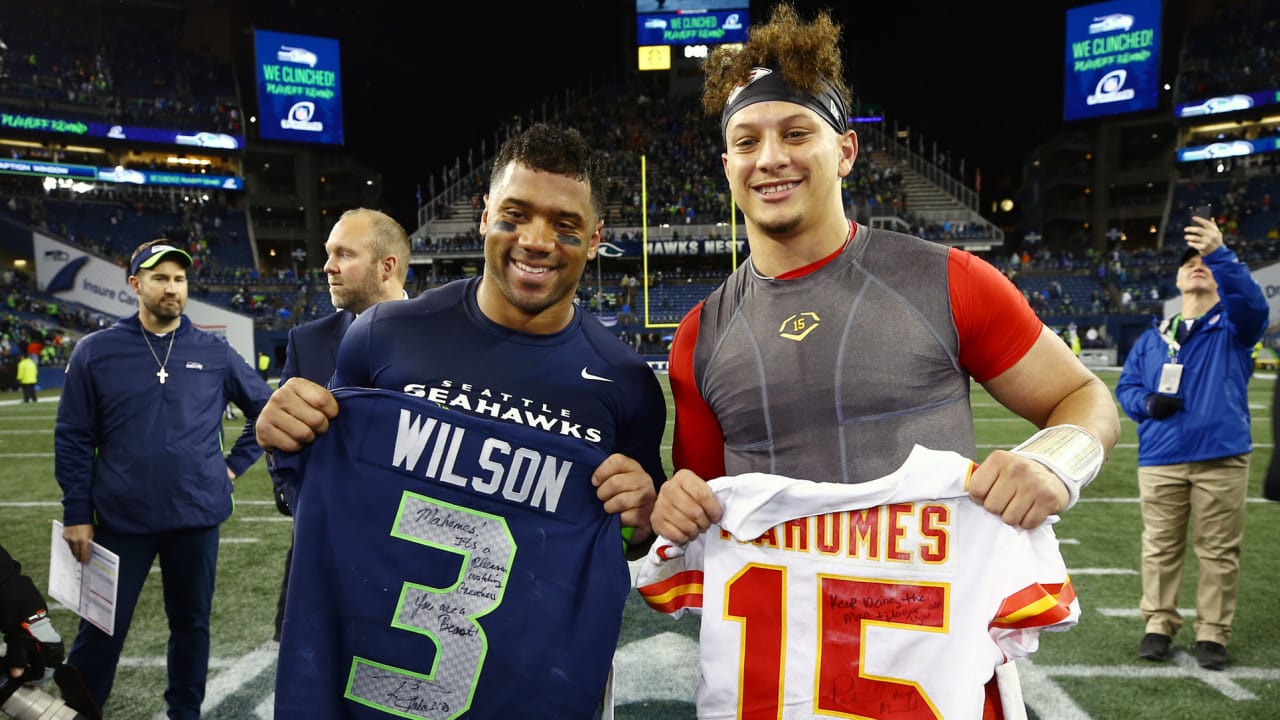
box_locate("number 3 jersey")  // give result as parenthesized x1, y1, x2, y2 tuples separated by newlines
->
(635, 445, 1080, 720)
(274, 388, 630, 719)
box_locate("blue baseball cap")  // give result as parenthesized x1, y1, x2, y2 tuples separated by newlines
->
(130, 244, 192, 276)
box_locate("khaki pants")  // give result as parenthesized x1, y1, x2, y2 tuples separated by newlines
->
(1138, 454, 1249, 646)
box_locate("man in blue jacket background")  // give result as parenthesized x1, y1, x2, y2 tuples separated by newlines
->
(54, 239, 274, 718)
(1116, 214, 1268, 671)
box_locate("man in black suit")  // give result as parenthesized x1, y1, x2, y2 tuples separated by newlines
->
(270, 207, 410, 641)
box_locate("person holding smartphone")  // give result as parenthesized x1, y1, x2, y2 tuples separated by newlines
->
(1116, 212, 1268, 670)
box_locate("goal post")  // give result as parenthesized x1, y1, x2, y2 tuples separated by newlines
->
(640, 153, 743, 328)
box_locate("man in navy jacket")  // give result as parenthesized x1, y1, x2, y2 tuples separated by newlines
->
(1116, 215, 1267, 671)
(269, 207, 410, 640)
(54, 240, 273, 717)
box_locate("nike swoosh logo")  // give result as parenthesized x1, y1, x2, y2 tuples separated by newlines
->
(581, 367, 613, 383)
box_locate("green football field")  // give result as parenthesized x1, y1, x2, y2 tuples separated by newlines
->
(1, 370, 1277, 719)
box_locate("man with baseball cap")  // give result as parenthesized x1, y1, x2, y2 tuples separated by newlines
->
(1117, 214, 1268, 670)
(54, 238, 273, 716)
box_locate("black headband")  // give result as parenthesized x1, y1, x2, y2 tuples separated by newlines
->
(720, 67, 849, 138)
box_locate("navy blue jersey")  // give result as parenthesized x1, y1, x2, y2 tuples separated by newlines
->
(275, 388, 630, 719)
(329, 277, 666, 488)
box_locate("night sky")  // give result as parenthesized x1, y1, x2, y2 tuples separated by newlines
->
(244, 0, 1191, 230)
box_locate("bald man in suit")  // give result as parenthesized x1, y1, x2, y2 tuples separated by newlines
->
(270, 208, 410, 640)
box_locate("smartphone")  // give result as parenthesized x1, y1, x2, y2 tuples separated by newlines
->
(1191, 204, 1213, 221)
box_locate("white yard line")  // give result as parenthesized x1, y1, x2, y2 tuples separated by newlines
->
(1031, 654, 1278, 701)
(1017, 658, 1094, 720)
(253, 692, 275, 719)
(95, 608, 1279, 719)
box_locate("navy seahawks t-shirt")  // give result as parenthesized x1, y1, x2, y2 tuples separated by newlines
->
(275, 388, 631, 719)
(331, 277, 665, 481)
(274, 278, 666, 718)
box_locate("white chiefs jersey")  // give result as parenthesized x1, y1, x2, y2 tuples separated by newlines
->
(636, 445, 1079, 720)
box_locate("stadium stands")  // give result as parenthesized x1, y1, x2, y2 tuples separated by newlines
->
(0, 0, 1275, 366)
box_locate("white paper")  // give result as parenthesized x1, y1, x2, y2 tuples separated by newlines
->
(48, 520, 119, 636)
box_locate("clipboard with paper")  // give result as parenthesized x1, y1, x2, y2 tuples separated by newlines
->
(48, 520, 119, 636)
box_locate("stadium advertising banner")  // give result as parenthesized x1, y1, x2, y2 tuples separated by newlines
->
(0, 158, 244, 190)
(0, 111, 244, 149)
(1176, 136, 1280, 163)
(1063, 0, 1162, 122)
(1176, 89, 1280, 119)
(31, 233, 256, 365)
(254, 29, 343, 145)
(597, 236, 747, 258)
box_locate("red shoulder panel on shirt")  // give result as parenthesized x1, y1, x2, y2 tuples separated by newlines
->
(948, 249, 1042, 383)
(668, 301, 726, 478)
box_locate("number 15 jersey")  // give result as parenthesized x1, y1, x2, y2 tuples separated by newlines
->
(635, 445, 1079, 720)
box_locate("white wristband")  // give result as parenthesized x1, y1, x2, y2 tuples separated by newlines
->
(1010, 424, 1104, 510)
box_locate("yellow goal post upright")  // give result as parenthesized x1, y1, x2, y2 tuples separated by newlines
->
(640, 153, 742, 329)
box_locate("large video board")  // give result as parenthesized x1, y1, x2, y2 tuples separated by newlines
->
(253, 29, 344, 145)
(1175, 89, 1280, 119)
(1063, 0, 1163, 122)
(635, 0, 748, 51)
(636, 10, 748, 46)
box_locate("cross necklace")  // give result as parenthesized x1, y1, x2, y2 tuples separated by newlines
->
(142, 325, 176, 384)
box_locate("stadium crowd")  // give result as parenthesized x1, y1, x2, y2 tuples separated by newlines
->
(1, 0, 1277, 356)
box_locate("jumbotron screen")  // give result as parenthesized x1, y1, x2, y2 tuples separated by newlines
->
(1062, 0, 1163, 122)
(635, 1, 749, 47)
(253, 29, 344, 145)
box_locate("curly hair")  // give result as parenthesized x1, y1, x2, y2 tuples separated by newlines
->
(700, 2, 851, 119)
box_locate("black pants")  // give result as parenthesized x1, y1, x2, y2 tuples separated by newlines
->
(67, 526, 218, 718)
(20, 383, 37, 402)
